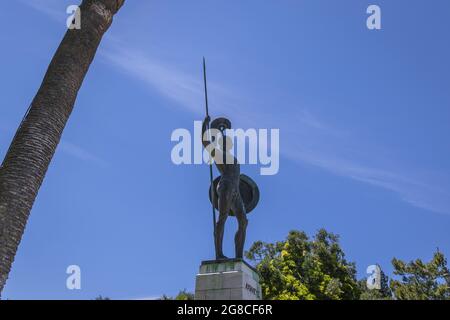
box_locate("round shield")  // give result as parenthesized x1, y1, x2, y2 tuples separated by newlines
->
(210, 117, 232, 132)
(208, 174, 260, 216)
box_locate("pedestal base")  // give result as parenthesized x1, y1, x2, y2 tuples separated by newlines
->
(195, 259, 262, 300)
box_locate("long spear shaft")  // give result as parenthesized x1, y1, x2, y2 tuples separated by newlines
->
(203, 57, 217, 243)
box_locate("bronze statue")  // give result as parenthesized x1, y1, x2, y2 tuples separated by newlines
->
(200, 59, 259, 261)
(202, 116, 259, 260)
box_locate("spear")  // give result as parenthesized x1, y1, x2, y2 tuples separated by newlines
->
(203, 57, 217, 243)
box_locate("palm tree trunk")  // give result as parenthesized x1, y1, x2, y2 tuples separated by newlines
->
(0, 0, 125, 296)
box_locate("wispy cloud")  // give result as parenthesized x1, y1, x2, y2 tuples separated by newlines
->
(100, 41, 249, 120)
(59, 141, 108, 167)
(18, 0, 67, 22)
(102, 46, 204, 115)
(285, 145, 450, 215)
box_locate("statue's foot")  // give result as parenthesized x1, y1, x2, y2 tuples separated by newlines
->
(216, 255, 229, 260)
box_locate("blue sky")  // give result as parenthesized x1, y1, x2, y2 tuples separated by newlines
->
(1, 0, 449, 299)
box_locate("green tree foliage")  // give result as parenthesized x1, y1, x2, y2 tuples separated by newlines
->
(245, 229, 360, 300)
(390, 250, 450, 300)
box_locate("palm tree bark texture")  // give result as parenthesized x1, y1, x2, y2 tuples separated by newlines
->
(0, 0, 125, 296)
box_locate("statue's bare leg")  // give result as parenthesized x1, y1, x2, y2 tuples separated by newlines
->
(232, 195, 248, 259)
(216, 191, 231, 260)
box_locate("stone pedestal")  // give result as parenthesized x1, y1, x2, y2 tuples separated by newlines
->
(195, 259, 262, 300)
